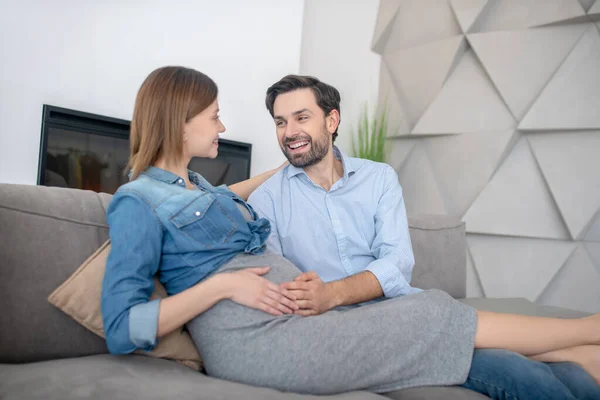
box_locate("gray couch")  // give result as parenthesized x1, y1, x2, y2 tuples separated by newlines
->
(0, 184, 589, 400)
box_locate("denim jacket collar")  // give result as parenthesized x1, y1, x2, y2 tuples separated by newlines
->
(140, 166, 209, 190)
(141, 166, 182, 184)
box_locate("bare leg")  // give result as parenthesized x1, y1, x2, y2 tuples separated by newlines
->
(474, 311, 600, 355)
(530, 345, 600, 386)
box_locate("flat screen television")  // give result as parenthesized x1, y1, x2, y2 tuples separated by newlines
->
(37, 105, 252, 194)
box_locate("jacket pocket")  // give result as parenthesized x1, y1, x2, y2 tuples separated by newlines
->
(170, 192, 237, 247)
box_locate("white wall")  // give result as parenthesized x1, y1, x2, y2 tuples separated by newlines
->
(0, 0, 303, 184)
(300, 0, 381, 155)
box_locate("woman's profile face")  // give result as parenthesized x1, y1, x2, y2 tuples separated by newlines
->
(183, 99, 226, 160)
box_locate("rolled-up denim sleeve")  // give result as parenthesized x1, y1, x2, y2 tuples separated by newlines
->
(366, 166, 423, 298)
(101, 191, 163, 354)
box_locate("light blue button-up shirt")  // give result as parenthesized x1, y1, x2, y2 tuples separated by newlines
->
(248, 147, 422, 298)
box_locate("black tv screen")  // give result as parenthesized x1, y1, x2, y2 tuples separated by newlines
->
(37, 105, 252, 194)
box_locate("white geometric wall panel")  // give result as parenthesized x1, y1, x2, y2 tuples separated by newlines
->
(469, 0, 586, 33)
(466, 247, 485, 297)
(467, 24, 587, 120)
(374, 0, 600, 311)
(379, 61, 411, 136)
(586, 242, 600, 270)
(580, 0, 597, 12)
(519, 25, 600, 130)
(585, 213, 600, 241)
(463, 137, 570, 240)
(382, 0, 462, 52)
(371, 0, 401, 53)
(589, 0, 600, 15)
(383, 36, 466, 130)
(411, 50, 516, 134)
(468, 235, 577, 301)
(528, 131, 600, 239)
(397, 144, 448, 215)
(423, 130, 516, 216)
(537, 246, 600, 313)
(450, 0, 488, 33)
(387, 137, 418, 171)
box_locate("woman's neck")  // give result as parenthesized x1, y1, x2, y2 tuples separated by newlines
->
(153, 157, 194, 189)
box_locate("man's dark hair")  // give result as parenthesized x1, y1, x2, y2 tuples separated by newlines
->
(265, 75, 341, 143)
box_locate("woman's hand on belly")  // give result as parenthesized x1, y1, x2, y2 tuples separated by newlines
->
(222, 267, 299, 316)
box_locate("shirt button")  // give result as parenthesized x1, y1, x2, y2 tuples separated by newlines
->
(265, 228, 271, 232)
(178, 179, 184, 185)
(195, 211, 201, 216)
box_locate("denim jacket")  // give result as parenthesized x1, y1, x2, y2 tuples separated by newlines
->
(101, 166, 270, 354)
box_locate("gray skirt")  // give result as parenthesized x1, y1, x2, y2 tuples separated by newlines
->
(186, 253, 477, 395)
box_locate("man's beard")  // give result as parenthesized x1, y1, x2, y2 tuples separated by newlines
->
(281, 126, 330, 168)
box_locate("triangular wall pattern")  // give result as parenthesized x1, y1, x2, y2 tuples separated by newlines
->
(397, 144, 447, 215)
(470, 0, 585, 33)
(537, 246, 600, 313)
(450, 0, 488, 33)
(468, 235, 576, 301)
(384, 36, 466, 130)
(423, 130, 516, 217)
(463, 138, 570, 239)
(528, 131, 600, 239)
(468, 24, 587, 121)
(412, 50, 516, 134)
(374, 1, 600, 311)
(520, 25, 600, 130)
(383, 0, 462, 52)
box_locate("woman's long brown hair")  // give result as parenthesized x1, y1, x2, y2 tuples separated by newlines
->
(128, 66, 218, 180)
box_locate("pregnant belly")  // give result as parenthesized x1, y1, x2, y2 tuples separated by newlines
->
(214, 252, 303, 284)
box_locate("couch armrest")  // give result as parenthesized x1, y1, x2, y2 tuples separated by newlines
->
(408, 215, 466, 299)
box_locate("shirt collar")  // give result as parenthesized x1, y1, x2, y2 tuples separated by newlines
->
(286, 146, 356, 180)
(140, 166, 181, 184)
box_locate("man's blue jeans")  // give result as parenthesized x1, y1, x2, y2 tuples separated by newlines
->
(462, 349, 600, 400)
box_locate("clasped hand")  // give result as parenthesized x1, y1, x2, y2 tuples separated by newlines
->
(280, 271, 337, 316)
(226, 268, 335, 317)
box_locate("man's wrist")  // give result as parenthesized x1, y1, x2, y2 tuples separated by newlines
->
(324, 281, 345, 309)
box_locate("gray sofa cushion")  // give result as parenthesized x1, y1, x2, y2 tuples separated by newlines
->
(0, 354, 491, 400)
(408, 215, 466, 298)
(0, 184, 112, 363)
(0, 354, 387, 400)
(384, 387, 488, 400)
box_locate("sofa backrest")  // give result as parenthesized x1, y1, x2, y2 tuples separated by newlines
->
(0, 184, 112, 363)
(0, 183, 466, 363)
(408, 214, 466, 299)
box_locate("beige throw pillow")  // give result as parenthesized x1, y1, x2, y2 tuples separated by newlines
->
(48, 240, 202, 370)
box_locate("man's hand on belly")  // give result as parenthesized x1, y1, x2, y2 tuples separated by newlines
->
(281, 270, 384, 315)
(280, 272, 340, 316)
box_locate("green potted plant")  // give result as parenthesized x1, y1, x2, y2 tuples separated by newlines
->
(351, 103, 389, 163)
